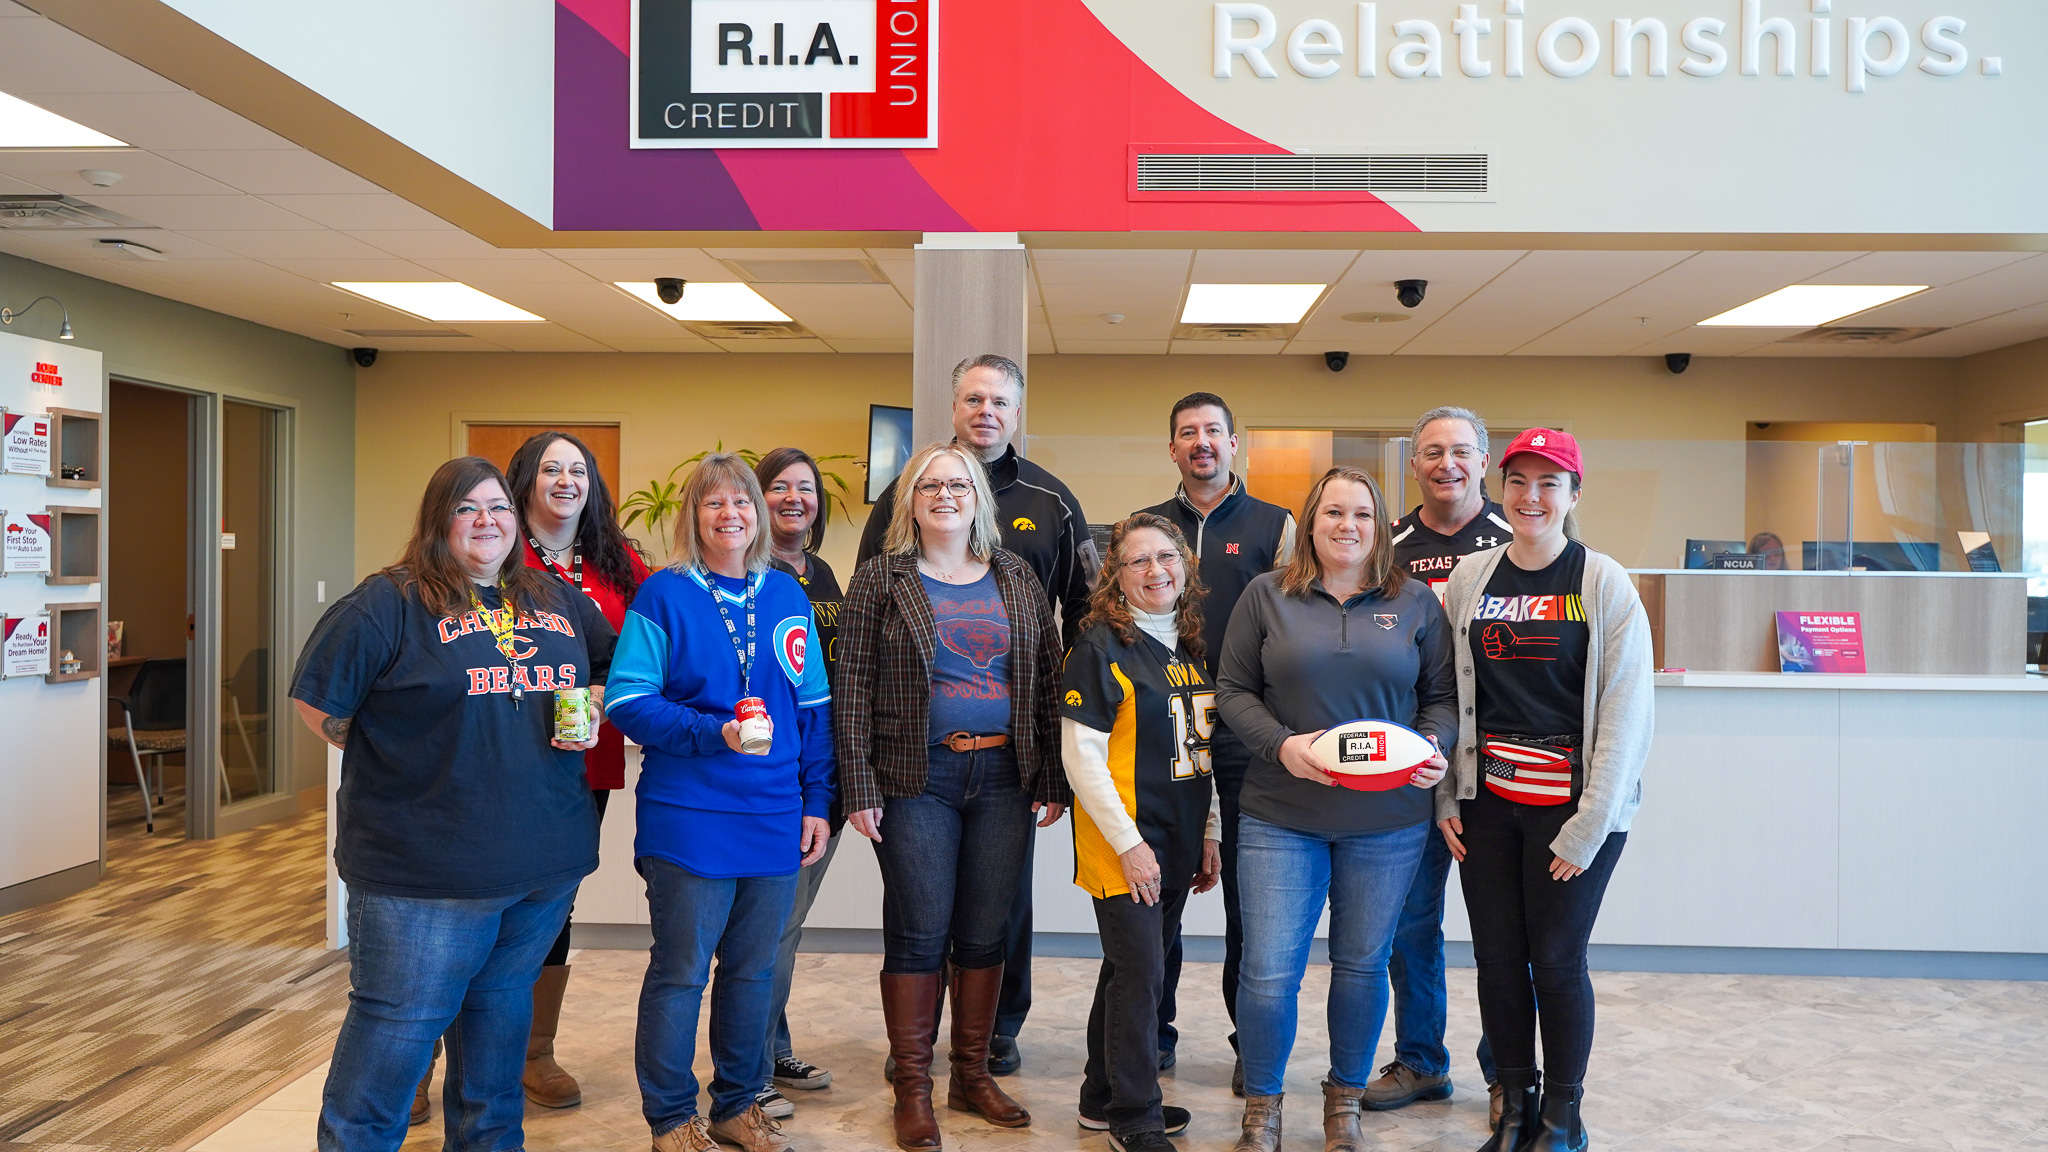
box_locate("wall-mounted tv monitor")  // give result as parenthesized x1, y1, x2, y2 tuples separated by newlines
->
(866, 404, 913, 504)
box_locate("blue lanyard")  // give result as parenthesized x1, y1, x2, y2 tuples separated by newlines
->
(702, 568, 757, 693)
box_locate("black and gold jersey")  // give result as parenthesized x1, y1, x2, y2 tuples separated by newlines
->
(1060, 622, 1217, 898)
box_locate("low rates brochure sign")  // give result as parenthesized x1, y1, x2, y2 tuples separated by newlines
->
(3, 615, 49, 678)
(3, 511, 51, 574)
(2, 411, 50, 476)
(1777, 611, 1866, 674)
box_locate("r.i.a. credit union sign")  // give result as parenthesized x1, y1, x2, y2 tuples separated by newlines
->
(631, 0, 936, 147)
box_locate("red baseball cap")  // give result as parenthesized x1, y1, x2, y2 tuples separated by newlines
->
(1500, 427, 1582, 475)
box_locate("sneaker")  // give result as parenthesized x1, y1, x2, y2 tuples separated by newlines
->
(1157, 1048, 1177, 1071)
(708, 1104, 794, 1152)
(1081, 1105, 1189, 1134)
(987, 1034, 1021, 1076)
(653, 1116, 718, 1152)
(1360, 1061, 1453, 1110)
(773, 1055, 833, 1090)
(754, 1086, 794, 1120)
(1110, 1130, 1177, 1152)
(1231, 1054, 1245, 1098)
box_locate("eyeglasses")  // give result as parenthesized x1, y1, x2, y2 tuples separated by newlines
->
(452, 501, 515, 520)
(915, 479, 976, 498)
(1416, 446, 1483, 463)
(1126, 550, 1184, 573)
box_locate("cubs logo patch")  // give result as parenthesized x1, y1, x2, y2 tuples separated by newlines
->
(1011, 516, 1037, 532)
(1065, 689, 1083, 707)
(773, 616, 809, 682)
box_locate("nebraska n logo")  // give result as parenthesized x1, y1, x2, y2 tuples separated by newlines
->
(632, 0, 938, 148)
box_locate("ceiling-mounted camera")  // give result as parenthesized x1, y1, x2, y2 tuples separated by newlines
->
(655, 277, 688, 305)
(1324, 350, 1350, 372)
(1395, 279, 1428, 309)
(350, 347, 378, 368)
(1665, 352, 1692, 375)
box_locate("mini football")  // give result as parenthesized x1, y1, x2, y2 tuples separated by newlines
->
(1309, 719, 1435, 792)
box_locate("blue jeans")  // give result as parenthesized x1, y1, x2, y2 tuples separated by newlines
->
(874, 745, 1032, 974)
(637, 856, 799, 1133)
(765, 832, 842, 1068)
(318, 880, 577, 1152)
(1235, 814, 1428, 1097)
(1389, 825, 1497, 1082)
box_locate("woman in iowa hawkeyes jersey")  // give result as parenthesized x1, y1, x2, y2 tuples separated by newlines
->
(1062, 513, 1223, 1152)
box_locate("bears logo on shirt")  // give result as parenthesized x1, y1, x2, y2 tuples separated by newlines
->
(774, 616, 809, 682)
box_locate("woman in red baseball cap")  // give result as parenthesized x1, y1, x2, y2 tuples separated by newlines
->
(1435, 428, 1654, 1152)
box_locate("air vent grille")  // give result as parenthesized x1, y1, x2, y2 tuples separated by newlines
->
(1778, 325, 1948, 346)
(1136, 153, 1488, 195)
(1173, 322, 1298, 342)
(0, 196, 134, 229)
(683, 320, 813, 340)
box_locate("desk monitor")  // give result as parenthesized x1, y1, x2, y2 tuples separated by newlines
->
(1684, 539, 1748, 569)
(865, 404, 913, 504)
(1800, 541, 1942, 572)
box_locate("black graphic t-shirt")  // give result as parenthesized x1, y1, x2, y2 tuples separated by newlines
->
(1470, 541, 1589, 738)
(1061, 622, 1216, 897)
(923, 570, 1011, 740)
(1390, 501, 1514, 605)
(291, 573, 616, 899)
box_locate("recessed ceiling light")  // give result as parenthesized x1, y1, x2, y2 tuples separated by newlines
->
(330, 282, 544, 323)
(616, 281, 791, 323)
(0, 91, 127, 148)
(1181, 284, 1327, 325)
(1697, 285, 1928, 327)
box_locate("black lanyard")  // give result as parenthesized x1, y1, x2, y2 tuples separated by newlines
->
(703, 567, 757, 693)
(530, 536, 582, 590)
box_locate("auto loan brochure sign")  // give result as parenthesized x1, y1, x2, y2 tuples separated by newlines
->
(2, 511, 51, 575)
(632, 0, 936, 147)
(2, 615, 49, 678)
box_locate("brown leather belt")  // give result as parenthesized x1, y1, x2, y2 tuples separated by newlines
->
(941, 732, 1009, 753)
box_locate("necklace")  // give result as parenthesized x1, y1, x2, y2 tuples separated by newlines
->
(528, 535, 582, 590)
(920, 555, 978, 583)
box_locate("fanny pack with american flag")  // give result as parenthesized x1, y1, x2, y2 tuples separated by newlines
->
(1480, 733, 1582, 806)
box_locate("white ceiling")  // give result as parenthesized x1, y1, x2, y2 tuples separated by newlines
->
(2, 0, 2047, 360)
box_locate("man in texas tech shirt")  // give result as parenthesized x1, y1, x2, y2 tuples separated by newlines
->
(1138, 391, 1293, 1075)
(1374, 405, 1513, 1113)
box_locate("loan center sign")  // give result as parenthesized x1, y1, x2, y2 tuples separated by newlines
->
(632, 0, 936, 147)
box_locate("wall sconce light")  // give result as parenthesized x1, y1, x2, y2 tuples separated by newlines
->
(0, 295, 74, 339)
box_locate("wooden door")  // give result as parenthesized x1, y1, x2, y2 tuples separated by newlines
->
(465, 424, 622, 488)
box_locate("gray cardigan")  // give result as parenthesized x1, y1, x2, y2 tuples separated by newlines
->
(1436, 543, 1655, 868)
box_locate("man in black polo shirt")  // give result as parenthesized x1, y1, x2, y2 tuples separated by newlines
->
(857, 353, 1096, 1075)
(1371, 405, 1514, 1118)
(1138, 391, 1293, 1089)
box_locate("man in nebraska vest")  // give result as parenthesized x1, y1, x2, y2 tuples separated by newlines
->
(1375, 405, 1514, 1120)
(1138, 391, 1293, 1089)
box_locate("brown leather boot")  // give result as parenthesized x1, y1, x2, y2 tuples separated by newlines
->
(1323, 1081, 1367, 1152)
(943, 964, 1029, 1128)
(881, 971, 945, 1151)
(523, 964, 582, 1108)
(410, 1038, 441, 1126)
(1232, 1093, 1283, 1152)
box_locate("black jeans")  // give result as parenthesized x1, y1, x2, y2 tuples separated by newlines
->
(1458, 785, 1626, 1087)
(875, 745, 1033, 974)
(543, 788, 612, 967)
(1082, 886, 1190, 1138)
(1153, 739, 1247, 1054)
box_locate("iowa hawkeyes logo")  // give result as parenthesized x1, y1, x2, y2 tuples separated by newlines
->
(1011, 516, 1037, 532)
(1065, 689, 1083, 707)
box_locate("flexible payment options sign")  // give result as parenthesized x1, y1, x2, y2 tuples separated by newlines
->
(632, 0, 936, 147)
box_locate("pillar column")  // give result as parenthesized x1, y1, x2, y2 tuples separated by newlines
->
(912, 232, 1029, 451)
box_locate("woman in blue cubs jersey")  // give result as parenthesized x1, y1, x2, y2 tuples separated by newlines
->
(1062, 513, 1222, 1151)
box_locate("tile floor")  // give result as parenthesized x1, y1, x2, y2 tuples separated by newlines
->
(191, 948, 2048, 1152)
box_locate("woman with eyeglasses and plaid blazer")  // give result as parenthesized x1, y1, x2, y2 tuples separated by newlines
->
(835, 441, 1070, 1152)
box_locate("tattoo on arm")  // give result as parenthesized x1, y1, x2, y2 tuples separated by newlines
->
(321, 715, 352, 747)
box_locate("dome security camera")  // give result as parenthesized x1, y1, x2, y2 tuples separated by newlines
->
(655, 277, 688, 305)
(1324, 350, 1350, 372)
(1665, 352, 1692, 375)
(1395, 279, 1428, 309)
(351, 347, 378, 368)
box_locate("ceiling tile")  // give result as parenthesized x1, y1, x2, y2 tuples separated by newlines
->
(0, 20, 184, 93)
(823, 338, 913, 353)
(260, 193, 452, 231)
(1169, 339, 1289, 355)
(1057, 339, 1172, 355)
(348, 229, 535, 260)
(599, 335, 724, 353)
(1045, 305, 1177, 341)
(1801, 251, 2037, 288)
(1295, 250, 1527, 351)
(157, 149, 387, 195)
(1861, 302, 2048, 357)
(266, 257, 442, 283)
(711, 338, 835, 353)
(542, 248, 728, 280)
(1190, 249, 1360, 283)
(1395, 251, 1694, 355)
(1516, 251, 1861, 355)
(409, 256, 595, 286)
(1845, 256, 2048, 327)
(87, 193, 319, 230)
(0, 150, 236, 196)
(438, 324, 614, 352)
(1031, 249, 1192, 287)
(749, 283, 911, 339)
(183, 229, 398, 260)
(26, 91, 294, 149)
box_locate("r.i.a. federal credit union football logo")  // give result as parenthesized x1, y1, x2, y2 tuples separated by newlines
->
(632, 0, 937, 148)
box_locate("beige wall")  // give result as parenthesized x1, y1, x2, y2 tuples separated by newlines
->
(1954, 336, 2048, 441)
(358, 350, 1983, 575)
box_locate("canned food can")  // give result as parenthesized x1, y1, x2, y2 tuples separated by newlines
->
(554, 687, 592, 743)
(736, 696, 773, 755)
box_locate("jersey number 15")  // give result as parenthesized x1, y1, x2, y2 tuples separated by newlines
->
(1169, 691, 1218, 780)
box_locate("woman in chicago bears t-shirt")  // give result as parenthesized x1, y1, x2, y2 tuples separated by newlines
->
(1061, 513, 1223, 1152)
(1437, 428, 1654, 1152)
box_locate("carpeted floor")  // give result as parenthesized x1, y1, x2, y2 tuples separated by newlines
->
(0, 790, 343, 1152)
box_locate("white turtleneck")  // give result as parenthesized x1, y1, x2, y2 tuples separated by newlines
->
(1062, 607, 1224, 866)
